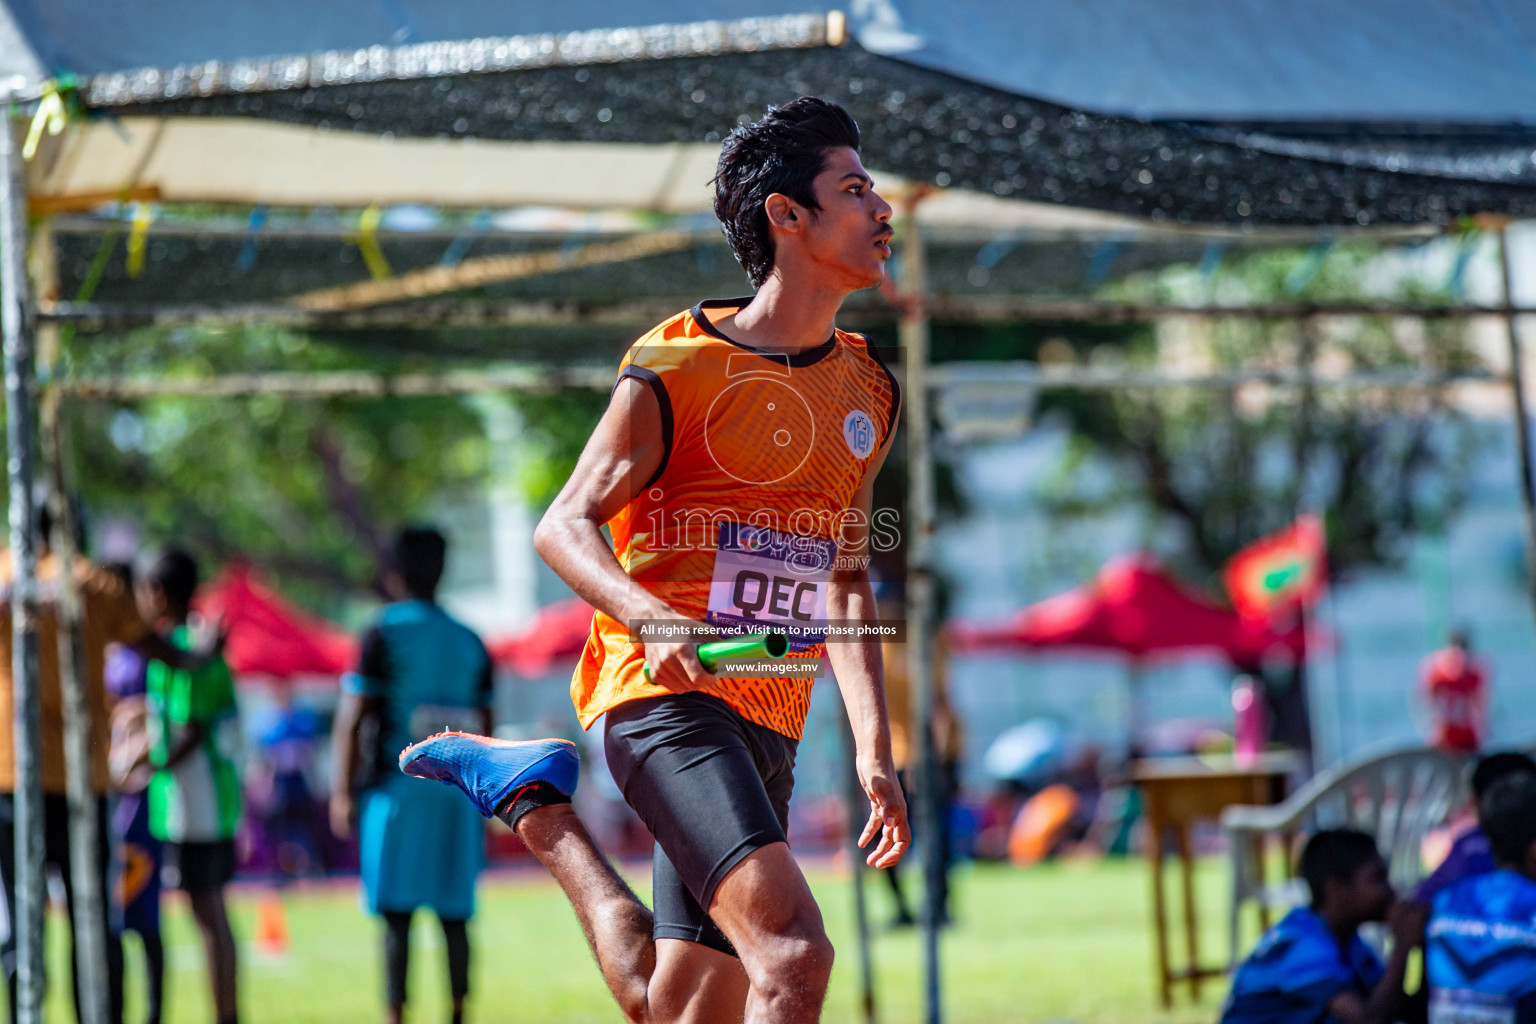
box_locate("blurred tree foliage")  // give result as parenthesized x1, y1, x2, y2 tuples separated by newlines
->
(61, 323, 597, 606)
(1032, 242, 1485, 588)
(858, 238, 1485, 598)
(504, 389, 609, 508)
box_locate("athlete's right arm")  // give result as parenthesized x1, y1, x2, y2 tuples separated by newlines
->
(533, 376, 714, 693)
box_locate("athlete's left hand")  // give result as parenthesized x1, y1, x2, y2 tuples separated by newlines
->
(857, 757, 910, 869)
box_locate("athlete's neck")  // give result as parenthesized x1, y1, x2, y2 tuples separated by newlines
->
(721, 273, 844, 354)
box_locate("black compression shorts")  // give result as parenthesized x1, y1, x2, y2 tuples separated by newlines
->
(604, 692, 798, 957)
(162, 839, 236, 894)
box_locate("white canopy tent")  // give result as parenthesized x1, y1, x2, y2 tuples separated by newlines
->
(28, 115, 1148, 237)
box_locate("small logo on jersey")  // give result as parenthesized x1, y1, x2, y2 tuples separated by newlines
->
(843, 410, 877, 458)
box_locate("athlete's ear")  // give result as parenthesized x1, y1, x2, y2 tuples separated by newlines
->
(763, 192, 801, 234)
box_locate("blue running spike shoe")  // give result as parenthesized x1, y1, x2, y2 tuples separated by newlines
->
(399, 732, 579, 819)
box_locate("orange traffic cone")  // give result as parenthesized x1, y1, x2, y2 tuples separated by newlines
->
(254, 892, 290, 958)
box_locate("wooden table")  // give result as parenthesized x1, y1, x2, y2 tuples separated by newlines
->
(1132, 754, 1298, 1007)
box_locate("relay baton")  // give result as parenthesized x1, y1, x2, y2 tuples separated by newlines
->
(643, 631, 789, 681)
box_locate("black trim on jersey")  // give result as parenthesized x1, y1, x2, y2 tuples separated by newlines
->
(615, 365, 674, 491)
(690, 297, 837, 367)
(863, 338, 902, 446)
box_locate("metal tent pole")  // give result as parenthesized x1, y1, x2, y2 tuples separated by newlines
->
(36, 217, 111, 1024)
(899, 198, 944, 1024)
(1, 102, 48, 1024)
(1497, 227, 1536, 634)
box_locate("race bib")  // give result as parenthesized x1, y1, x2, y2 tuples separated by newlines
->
(1430, 990, 1515, 1024)
(706, 522, 835, 651)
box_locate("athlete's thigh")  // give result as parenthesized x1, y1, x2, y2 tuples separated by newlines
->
(706, 840, 826, 966)
(650, 938, 748, 1024)
(604, 693, 786, 910)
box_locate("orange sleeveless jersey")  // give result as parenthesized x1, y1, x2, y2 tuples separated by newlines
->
(570, 298, 900, 740)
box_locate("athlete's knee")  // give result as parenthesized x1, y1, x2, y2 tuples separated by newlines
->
(711, 847, 833, 1004)
(187, 888, 227, 926)
(779, 924, 835, 981)
(749, 914, 834, 1004)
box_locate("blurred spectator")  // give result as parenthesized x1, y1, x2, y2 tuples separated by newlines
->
(1417, 752, 1536, 904)
(254, 693, 326, 879)
(106, 636, 164, 1024)
(330, 527, 492, 1024)
(1222, 829, 1426, 1024)
(0, 507, 211, 1024)
(1425, 773, 1536, 1021)
(1419, 628, 1488, 754)
(1084, 755, 1142, 859)
(139, 548, 242, 1024)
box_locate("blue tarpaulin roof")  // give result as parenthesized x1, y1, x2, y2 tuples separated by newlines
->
(8, 0, 1536, 123)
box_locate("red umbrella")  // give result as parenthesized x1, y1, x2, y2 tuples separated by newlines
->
(195, 561, 359, 681)
(948, 555, 1303, 664)
(487, 598, 594, 678)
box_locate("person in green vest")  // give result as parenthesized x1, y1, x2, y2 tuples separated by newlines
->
(140, 548, 241, 1024)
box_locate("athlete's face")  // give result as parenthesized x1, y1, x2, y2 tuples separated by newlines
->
(782, 147, 894, 290)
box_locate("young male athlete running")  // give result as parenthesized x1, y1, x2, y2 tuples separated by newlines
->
(402, 96, 909, 1024)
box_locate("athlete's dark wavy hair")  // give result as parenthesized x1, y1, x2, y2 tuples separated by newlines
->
(713, 97, 861, 288)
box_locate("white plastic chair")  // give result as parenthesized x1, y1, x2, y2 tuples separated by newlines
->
(1220, 741, 1468, 967)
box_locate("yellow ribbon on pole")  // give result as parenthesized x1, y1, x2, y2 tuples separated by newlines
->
(356, 205, 393, 281)
(22, 80, 70, 161)
(125, 203, 155, 278)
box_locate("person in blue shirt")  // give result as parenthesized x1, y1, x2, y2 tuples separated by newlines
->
(1417, 753, 1536, 904)
(1222, 829, 1427, 1024)
(330, 527, 493, 1024)
(1426, 772, 1536, 1024)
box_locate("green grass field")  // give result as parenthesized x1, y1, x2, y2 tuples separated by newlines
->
(36, 856, 1239, 1024)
